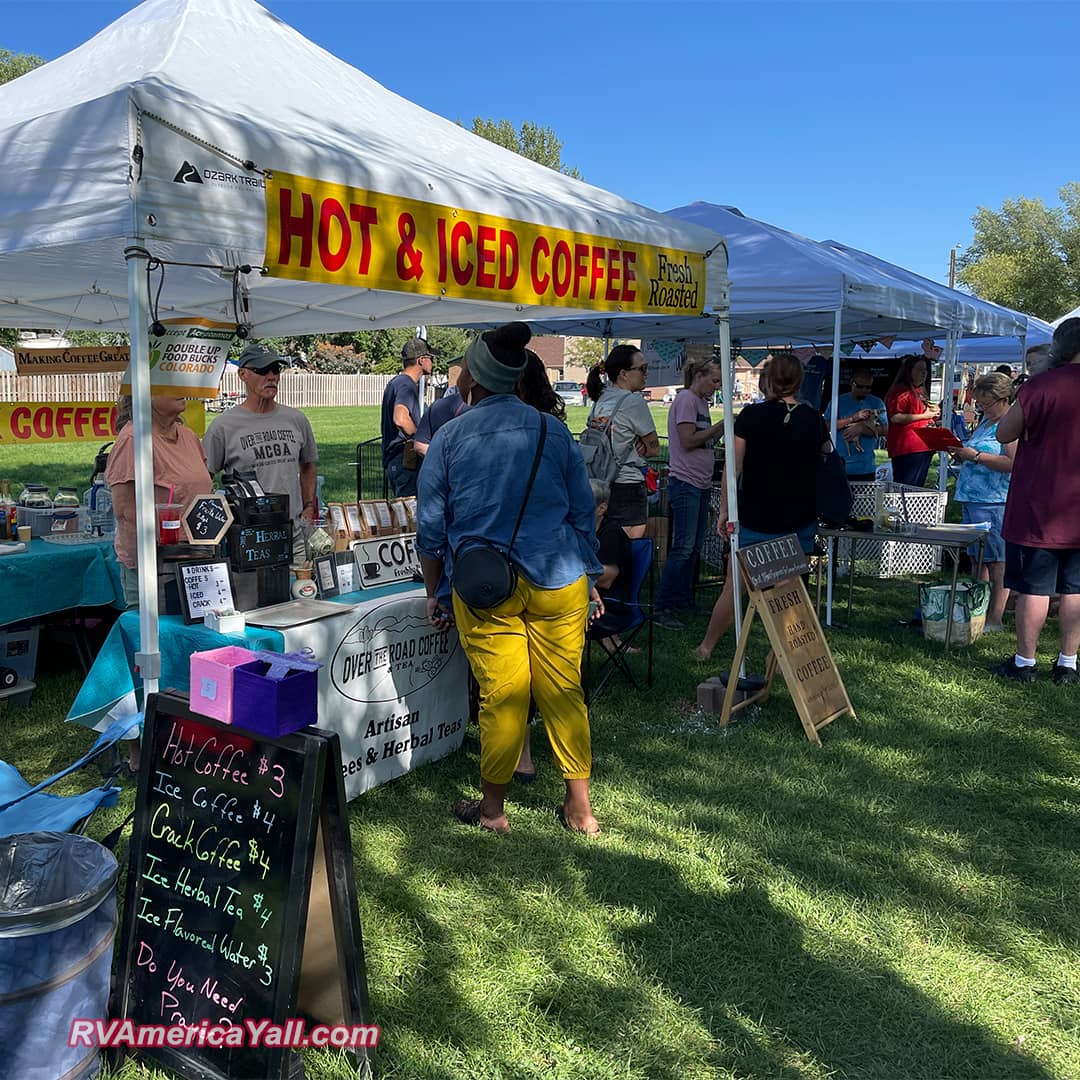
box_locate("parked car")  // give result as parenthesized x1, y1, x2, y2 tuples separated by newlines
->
(662, 389, 678, 404)
(554, 380, 583, 407)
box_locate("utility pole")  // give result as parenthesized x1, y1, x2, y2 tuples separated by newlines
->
(948, 245, 958, 289)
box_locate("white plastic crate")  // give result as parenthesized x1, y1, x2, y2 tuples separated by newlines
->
(836, 481, 948, 578)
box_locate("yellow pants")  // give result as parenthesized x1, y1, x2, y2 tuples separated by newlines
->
(453, 575, 591, 785)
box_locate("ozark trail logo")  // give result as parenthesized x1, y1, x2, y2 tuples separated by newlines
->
(173, 161, 204, 184)
(331, 597, 460, 703)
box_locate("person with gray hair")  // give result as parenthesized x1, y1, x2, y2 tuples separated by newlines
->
(202, 342, 318, 562)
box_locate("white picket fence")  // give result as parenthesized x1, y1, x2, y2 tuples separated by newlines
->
(0, 370, 394, 407)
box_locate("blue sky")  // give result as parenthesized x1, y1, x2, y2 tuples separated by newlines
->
(3, 0, 1076, 291)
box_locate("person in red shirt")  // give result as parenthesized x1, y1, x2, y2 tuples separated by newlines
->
(885, 355, 940, 486)
(992, 318, 1080, 685)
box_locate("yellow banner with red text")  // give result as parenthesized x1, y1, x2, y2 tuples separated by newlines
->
(264, 172, 706, 316)
(0, 401, 205, 444)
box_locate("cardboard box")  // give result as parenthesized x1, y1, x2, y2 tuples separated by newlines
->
(190, 645, 260, 724)
(231, 650, 321, 737)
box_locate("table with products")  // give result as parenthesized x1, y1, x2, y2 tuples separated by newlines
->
(68, 580, 470, 799)
(816, 524, 988, 651)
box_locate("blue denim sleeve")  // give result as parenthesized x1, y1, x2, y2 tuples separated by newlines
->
(416, 431, 449, 560)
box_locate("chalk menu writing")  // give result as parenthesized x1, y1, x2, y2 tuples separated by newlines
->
(228, 523, 292, 570)
(118, 697, 320, 1080)
(184, 494, 233, 545)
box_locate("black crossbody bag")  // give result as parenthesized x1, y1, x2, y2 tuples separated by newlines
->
(452, 415, 548, 609)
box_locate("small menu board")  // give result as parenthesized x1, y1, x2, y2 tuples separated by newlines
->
(183, 494, 234, 545)
(175, 561, 234, 624)
(115, 692, 373, 1080)
(718, 535, 855, 745)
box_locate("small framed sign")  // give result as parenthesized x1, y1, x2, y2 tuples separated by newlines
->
(352, 533, 421, 589)
(335, 551, 357, 594)
(181, 493, 233, 545)
(314, 554, 340, 599)
(174, 561, 235, 624)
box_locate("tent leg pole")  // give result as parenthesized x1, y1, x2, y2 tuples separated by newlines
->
(939, 329, 959, 494)
(124, 245, 160, 697)
(824, 308, 843, 621)
(717, 319, 744, 676)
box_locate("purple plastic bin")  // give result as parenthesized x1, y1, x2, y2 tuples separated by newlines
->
(189, 645, 260, 723)
(230, 650, 321, 737)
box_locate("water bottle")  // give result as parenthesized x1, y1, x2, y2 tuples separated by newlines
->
(82, 479, 114, 537)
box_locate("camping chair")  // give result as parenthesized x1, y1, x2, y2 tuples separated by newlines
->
(583, 538, 654, 702)
(0, 714, 140, 839)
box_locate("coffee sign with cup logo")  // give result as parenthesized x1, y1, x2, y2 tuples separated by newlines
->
(351, 533, 421, 589)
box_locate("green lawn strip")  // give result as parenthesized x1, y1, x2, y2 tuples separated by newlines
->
(2, 408, 1077, 1079)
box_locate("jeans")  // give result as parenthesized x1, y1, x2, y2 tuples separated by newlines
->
(386, 455, 418, 497)
(656, 477, 711, 612)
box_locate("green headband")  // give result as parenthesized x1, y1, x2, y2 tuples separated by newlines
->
(466, 335, 526, 394)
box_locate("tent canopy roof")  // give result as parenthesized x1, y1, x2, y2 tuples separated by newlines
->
(667, 203, 1029, 344)
(0, 0, 727, 336)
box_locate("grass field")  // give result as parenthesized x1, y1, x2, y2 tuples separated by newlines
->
(2, 406, 1077, 1080)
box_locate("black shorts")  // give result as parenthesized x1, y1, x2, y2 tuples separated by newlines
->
(1004, 542, 1080, 596)
(604, 482, 648, 528)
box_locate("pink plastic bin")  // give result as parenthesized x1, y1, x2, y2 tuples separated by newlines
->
(189, 645, 260, 723)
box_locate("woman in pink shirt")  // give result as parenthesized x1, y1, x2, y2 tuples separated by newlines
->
(105, 394, 213, 608)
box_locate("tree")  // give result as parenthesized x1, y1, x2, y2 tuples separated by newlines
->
(0, 49, 43, 85)
(469, 118, 582, 179)
(957, 184, 1080, 321)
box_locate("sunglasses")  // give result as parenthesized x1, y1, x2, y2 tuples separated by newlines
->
(252, 363, 283, 376)
(852, 383, 873, 390)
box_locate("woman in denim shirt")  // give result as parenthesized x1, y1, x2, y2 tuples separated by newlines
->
(418, 323, 604, 836)
(947, 372, 1017, 631)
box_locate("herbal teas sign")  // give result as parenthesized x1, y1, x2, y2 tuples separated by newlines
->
(115, 693, 373, 1080)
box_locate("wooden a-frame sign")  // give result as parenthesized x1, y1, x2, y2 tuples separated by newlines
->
(115, 691, 375, 1080)
(719, 534, 856, 745)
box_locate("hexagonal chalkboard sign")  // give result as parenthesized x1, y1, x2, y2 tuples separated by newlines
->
(182, 493, 233, 545)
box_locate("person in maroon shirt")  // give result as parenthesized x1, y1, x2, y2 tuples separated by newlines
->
(993, 318, 1080, 685)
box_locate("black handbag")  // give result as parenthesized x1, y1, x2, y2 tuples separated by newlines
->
(817, 444, 853, 525)
(453, 415, 548, 609)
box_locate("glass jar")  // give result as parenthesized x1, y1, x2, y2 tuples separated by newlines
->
(18, 483, 52, 509)
(53, 486, 80, 508)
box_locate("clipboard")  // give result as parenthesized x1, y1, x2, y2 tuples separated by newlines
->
(914, 427, 964, 451)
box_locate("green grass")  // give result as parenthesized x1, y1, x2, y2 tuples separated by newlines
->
(3, 407, 1077, 1080)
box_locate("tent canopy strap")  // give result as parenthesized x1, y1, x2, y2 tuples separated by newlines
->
(140, 108, 262, 174)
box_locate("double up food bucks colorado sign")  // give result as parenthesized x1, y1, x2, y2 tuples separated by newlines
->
(264, 173, 706, 316)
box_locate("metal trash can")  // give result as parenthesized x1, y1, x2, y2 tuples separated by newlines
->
(0, 832, 118, 1080)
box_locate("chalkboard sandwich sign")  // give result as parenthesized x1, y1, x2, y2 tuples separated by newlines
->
(115, 692, 375, 1080)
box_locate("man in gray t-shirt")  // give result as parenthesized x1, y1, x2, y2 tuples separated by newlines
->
(202, 343, 318, 561)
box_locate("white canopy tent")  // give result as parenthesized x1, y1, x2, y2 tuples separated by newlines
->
(1052, 303, 1080, 327)
(850, 315, 1053, 365)
(0, 0, 729, 695)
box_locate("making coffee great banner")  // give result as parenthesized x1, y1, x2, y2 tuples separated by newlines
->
(264, 172, 706, 315)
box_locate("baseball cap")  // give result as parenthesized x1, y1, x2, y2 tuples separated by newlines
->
(401, 338, 437, 362)
(237, 343, 288, 372)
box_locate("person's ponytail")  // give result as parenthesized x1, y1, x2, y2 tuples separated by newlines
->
(586, 364, 605, 402)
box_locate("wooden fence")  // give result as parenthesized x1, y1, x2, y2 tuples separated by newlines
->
(0, 370, 395, 407)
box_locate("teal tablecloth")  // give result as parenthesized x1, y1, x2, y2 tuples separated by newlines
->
(66, 583, 418, 730)
(0, 537, 125, 626)
(67, 611, 284, 730)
